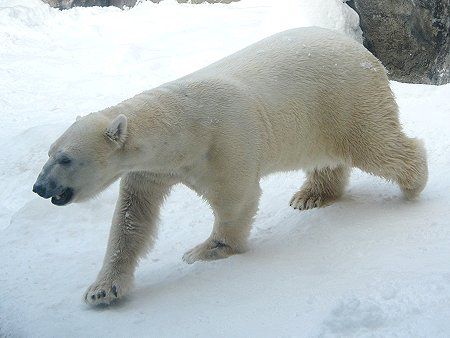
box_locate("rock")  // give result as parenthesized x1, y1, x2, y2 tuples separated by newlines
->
(346, 0, 449, 85)
(42, 0, 239, 10)
(41, 0, 135, 9)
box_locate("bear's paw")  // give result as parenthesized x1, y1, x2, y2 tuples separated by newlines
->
(83, 274, 132, 306)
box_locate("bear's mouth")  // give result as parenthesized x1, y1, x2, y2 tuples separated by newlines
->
(51, 187, 74, 206)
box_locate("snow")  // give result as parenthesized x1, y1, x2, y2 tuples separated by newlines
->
(1, 0, 449, 337)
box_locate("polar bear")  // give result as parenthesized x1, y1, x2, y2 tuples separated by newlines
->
(33, 27, 427, 305)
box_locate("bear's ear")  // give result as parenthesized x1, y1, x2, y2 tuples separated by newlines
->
(105, 114, 128, 147)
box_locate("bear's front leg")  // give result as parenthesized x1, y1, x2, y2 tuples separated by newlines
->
(183, 182, 261, 264)
(84, 173, 172, 305)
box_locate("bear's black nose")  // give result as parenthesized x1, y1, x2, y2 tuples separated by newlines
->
(33, 183, 48, 198)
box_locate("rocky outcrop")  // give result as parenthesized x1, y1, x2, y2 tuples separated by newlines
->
(347, 0, 449, 85)
(42, 0, 136, 9)
(43, 0, 239, 10)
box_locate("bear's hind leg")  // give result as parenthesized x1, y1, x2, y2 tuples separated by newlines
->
(183, 181, 261, 264)
(290, 165, 350, 210)
(396, 138, 428, 199)
(354, 135, 428, 200)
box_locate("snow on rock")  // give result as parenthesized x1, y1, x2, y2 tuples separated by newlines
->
(1, 0, 449, 337)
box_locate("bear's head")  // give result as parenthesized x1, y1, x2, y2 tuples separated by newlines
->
(32, 113, 128, 206)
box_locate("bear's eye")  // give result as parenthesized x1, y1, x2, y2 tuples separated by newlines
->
(58, 156, 72, 165)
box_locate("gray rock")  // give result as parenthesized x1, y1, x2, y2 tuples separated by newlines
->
(42, 0, 239, 10)
(346, 0, 449, 85)
(42, 0, 135, 9)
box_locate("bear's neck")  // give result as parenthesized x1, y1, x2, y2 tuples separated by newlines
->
(102, 88, 195, 175)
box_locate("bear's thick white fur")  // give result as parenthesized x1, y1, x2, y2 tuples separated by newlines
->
(38, 27, 428, 305)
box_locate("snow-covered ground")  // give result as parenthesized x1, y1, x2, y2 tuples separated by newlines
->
(1, 0, 449, 336)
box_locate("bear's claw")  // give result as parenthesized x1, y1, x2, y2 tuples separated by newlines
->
(182, 239, 242, 264)
(84, 275, 131, 306)
(290, 191, 335, 211)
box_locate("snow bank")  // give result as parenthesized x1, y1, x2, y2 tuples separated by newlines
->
(1, 0, 449, 337)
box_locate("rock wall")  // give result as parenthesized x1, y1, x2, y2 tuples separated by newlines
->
(347, 0, 449, 85)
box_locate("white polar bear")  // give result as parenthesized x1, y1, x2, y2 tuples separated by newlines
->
(33, 27, 428, 305)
